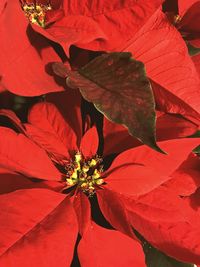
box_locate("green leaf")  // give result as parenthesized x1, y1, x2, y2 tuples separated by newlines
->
(53, 53, 163, 153)
(188, 131, 200, 153)
(188, 130, 200, 138)
(187, 43, 200, 56)
(134, 230, 194, 267)
(193, 144, 200, 154)
(144, 243, 194, 267)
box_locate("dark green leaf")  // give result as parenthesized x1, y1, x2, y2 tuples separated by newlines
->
(187, 43, 200, 56)
(135, 230, 194, 267)
(53, 53, 163, 152)
(188, 130, 200, 138)
(193, 145, 200, 154)
(188, 131, 200, 153)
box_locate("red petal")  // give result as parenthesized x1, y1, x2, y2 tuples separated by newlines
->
(66, 0, 164, 52)
(0, 169, 34, 194)
(0, 168, 64, 195)
(123, 186, 200, 264)
(78, 222, 146, 267)
(80, 127, 99, 158)
(46, 90, 82, 146)
(31, 15, 107, 56)
(0, 109, 25, 133)
(105, 138, 200, 195)
(28, 102, 77, 156)
(0, 0, 63, 96)
(0, 127, 61, 180)
(0, 189, 77, 266)
(156, 113, 198, 140)
(97, 188, 134, 238)
(123, 9, 200, 122)
(103, 118, 140, 156)
(73, 192, 91, 236)
(179, 2, 200, 34)
(25, 124, 69, 160)
(193, 53, 200, 78)
(178, 0, 200, 16)
(106, 165, 168, 196)
(164, 153, 200, 196)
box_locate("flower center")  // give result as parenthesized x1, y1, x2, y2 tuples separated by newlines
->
(22, 2, 52, 27)
(65, 152, 104, 196)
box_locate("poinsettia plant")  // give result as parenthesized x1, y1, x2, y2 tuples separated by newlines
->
(0, 0, 200, 266)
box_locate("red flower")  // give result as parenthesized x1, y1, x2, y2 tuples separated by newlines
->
(0, 0, 164, 96)
(0, 102, 147, 266)
(22, 0, 164, 55)
(0, 0, 67, 96)
(0, 102, 199, 265)
(176, 0, 200, 48)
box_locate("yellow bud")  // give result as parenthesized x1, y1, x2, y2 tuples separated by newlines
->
(92, 169, 101, 179)
(96, 179, 104, 185)
(66, 179, 75, 186)
(89, 181, 94, 187)
(71, 170, 78, 179)
(81, 182, 87, 188)
(82, 165, 89, 173)
(75, 152, 82, 163)
(89, 186, 95, 191)
(36, 5, 42, 12)
(89, 159, 97, 167)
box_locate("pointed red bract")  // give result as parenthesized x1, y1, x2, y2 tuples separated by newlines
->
(177, 1, 200, 48)
(164, 153, 200, 196)
(28, 102, 78, 156)
(32, 15, 107, 57)
(0, 109, 26, 133)
(97, 188, 134, 238)
(0, 169, 35, 194)
(0, 127, 61, 180)
(106, 164, 168, 196)
(67, 0, 164, 52)
(178, 0, 200, 16)
(104, 138, 200, 195)
(121, 9, 200, 123)
(46, 91, 82, 145)
(25, 124, 70, 160)
(28, 0, 164, 56)
(73, 192, 91, 236)
(80, 126, 99, 158)
(0, 189, 78, 267)
(123, 186, 200, 264)
(78, 222, 146, 267)
(0, 168, 64, 194)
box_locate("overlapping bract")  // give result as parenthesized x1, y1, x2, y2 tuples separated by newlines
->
(0, 0, 200, 266)
(0, 102, 200, 265)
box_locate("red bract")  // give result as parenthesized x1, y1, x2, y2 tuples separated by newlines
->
(29, 0, 164, 55)
(0, 0, 67, 96)
(0, 102, 147, 266)
(121, 152, 200, 264)
(193, 53, 200, 78)
(119, 9, 200, 125)
(0, 102, 199, 265)
(177, 0, 200, 48)
(0, 0, 163, 96)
